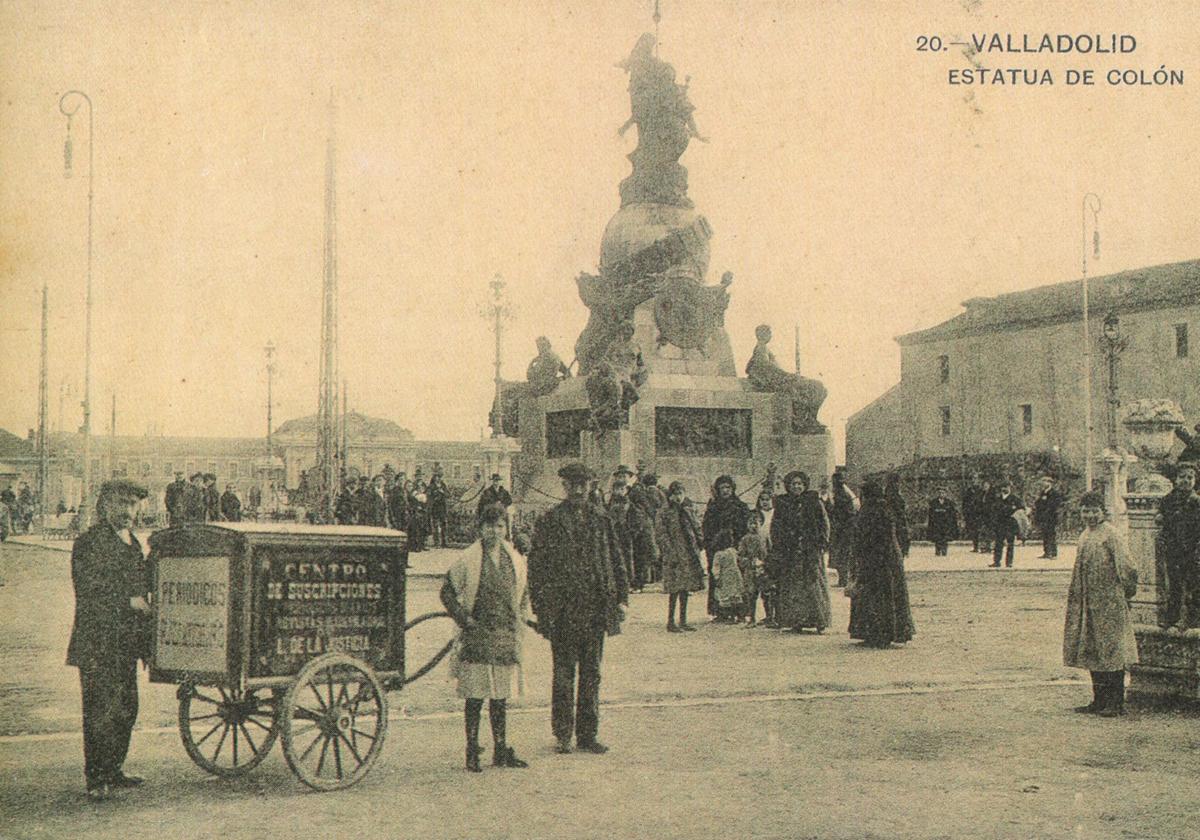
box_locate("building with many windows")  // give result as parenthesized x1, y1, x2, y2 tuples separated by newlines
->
(846, 259, 1200, 484)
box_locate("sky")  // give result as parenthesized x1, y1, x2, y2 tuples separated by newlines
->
(1, 0, 1197, 461)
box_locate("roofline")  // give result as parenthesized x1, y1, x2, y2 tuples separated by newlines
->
(895, 258, 1200, 346)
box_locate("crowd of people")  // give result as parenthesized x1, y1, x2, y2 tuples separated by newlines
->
(333, 466, 452, 551)
(0, 481, 39, 539)
(163, 472, 244, 525)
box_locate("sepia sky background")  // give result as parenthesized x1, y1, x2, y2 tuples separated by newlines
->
(1, 0, 1197, 461)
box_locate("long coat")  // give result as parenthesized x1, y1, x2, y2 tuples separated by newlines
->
(66, 524, 152, 669)
(1063, 522, 1139, 671)
(771, 490, 832, 630)
(702, 494, 750, 614)
(827, 484, 858, 573)
(655, 500, 705, 594)
(927, 496, 959, 543)
(528, 500, 628, 638)
(848, 501, 915, 646)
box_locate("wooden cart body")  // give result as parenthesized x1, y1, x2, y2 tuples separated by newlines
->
(145, 523, 448, 791)
(148, 522, 408, 690)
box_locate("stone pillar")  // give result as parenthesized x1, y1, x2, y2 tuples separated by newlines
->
(1096, 449, 1137, 536)
(580, 428, 636, 482)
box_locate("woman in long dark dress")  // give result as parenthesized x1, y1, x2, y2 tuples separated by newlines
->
(701, 475, 750, 620)
(884, 473, 911, 558)
(849, 479, 915, 648)
(770, 470, 831, 633)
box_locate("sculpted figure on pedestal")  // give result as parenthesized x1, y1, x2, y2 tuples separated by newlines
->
(746, 324, 828, 434)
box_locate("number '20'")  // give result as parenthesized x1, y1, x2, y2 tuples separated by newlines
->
(916, 35, 943, 52)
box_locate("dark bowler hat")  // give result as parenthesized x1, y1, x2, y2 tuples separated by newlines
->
(489, 473, 502, 481)
(558, 462, 595, 483)
(612, 464, 635, 478)
(97, 479, 149, 502)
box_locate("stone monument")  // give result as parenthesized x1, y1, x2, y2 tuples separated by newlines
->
(1120, 400, 1200, 704)
(511, 33, 833, 505)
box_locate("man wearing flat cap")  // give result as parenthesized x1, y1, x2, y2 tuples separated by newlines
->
(66, 479, 153, 800)
(529, 461, 628, 754)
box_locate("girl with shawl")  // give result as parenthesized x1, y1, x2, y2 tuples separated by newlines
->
(655, 481, 705, 632)
(702, 475, 750, 620)
(770, 471, 832, 633)
(848, 480, 915, 648)
(1063, 491, 1139, 716)
(439, 504, 532, 772)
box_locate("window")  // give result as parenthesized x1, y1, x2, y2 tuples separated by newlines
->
(142, 461, 152, 476)
(207, 461, 218, 475)
(229, 461, 239, 479)
(1020, 403, 1033, 436)
(164, 462, 174, 477)
(939, 406, 951, 437)
(453, 464, 463, 479)
(1176, 324, 1189, 359)
(937, 355, 950, 384)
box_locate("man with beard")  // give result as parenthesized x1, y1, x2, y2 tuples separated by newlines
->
(1157, 460, 1200, 630)
(701, 475, 750, 620)
(529, 462, 628, 755)
(66, 479, 152, 800)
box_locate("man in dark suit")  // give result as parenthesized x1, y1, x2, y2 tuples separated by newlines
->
(1032, 475, 1064, 558)
(66, 479, 152, 800)
(219, 484, 242, 522)
(181, 473, 208, 523)
(163, 472, 187, 526)
(359, 474, 392, 528)
(477, 473, 513, 520)
(529, 462, 628, 755)
(990, 480, 1025, 568)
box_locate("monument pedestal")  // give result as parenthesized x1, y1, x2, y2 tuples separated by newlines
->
(1124, 490, 1200, 705)
(512, 374, 833, 509)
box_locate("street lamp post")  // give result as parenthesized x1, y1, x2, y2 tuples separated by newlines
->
(481, 275, 512, 438)
(1080, 193, 1101, 490)
(1101, 310, 1128, 451)
(59, 90, 94, 524)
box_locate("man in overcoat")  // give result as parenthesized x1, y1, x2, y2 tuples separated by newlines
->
(164, 471, 187, 526)
(66, 479, 153, 799)
(1033, 475, 1064, 559)
(990, 480, 1025, 568)
(1157, 460, 1200, 629)
(528, 462, 628, 754)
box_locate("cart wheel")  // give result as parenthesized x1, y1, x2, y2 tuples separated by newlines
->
(279, 653, 388, 791)
(178, 684, 278, 777)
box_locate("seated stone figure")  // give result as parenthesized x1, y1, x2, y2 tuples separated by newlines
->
(526, 336, 572, 397)
(745, 324, 827, 434)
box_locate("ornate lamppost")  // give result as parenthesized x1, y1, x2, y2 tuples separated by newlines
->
(1101, 310, 1129, 450)
(1080, 192, 1101, 489)
(59, 90, 94, 524)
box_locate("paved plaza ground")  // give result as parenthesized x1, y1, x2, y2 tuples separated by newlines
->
(1, 538, 1197, 839)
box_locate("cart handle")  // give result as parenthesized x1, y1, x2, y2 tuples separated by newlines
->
(395, 610, 455, 688)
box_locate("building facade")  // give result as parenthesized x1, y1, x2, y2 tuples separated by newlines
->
(846, 259, 1200, 484)
(7, 412, 485, 515)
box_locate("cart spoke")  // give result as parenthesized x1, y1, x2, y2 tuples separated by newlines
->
(193, 720, 224, 747)
(350, 727, 377, 742)
(245, 714, 274, 733)
(186, 712, 222, 723)
(309, 683, 329, 711)
(298, 730, 324, 763)
(211, 721, 230, 761)
(337, 730, 364, 766)
(232, 721, 239, 765)
(315, 736, 330, 777)
(190, 691, 222, 706)
(238, 722, 260, 757)
(326, 671, 335, 709)
(332, 732, 344, 779)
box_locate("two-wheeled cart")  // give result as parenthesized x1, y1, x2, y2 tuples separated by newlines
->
(148, 522, 452, 791)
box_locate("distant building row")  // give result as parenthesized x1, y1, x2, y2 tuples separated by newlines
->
(846, 259, 1200, 485)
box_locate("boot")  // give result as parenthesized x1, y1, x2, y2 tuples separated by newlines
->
(1075, 673, 1103, 713)
(1098, 673, 1126, 717)
(488, 700, 527, 767)
(465, 700, 483, 772)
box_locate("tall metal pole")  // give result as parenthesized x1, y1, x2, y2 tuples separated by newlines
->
(264, 340, 276, 453)
(341, 379, 349, 478)
(60, 90, 93, 523)
(1081, 193, 1101, 490)
(314, 92, 339, 522)
(37, 285, 49, 533)
(110, 392, 117, 477)
(794, 323, 801, 372)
